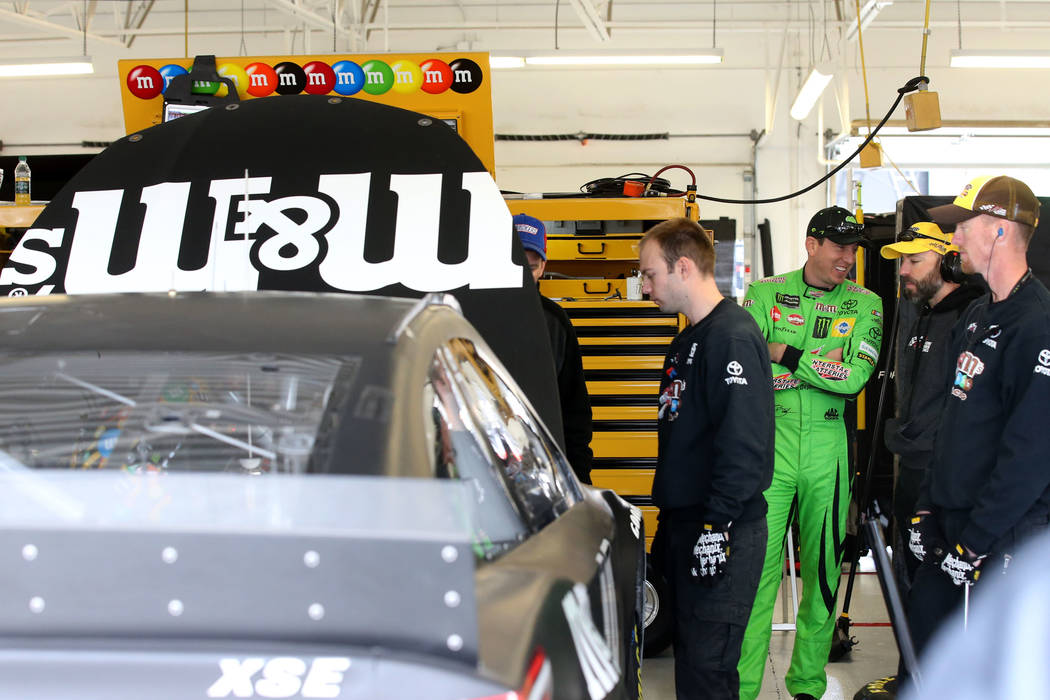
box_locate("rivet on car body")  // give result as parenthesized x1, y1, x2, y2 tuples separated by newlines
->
(29, 597, 45, 614)
(168, 599, 184, 617)
(441, 545, 458, 563)
(446, 634, 464, 652)
(418, 118, 433, 127)
(304, 550, 320, 568)
(444, 591, 461, 608)
(22, 544, 37, 561)
(225, 104, 239, 111)
(328, 97, 342, 105)
(162, 547, 178, 564)
(308, 603, 325, 620)
(129, 134, 143, 142)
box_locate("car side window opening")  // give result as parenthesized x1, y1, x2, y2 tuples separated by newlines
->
(0, 352, 346, 475)
(426, 338, 581, 560)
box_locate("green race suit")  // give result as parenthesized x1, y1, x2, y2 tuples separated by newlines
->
(737, 267, 883, 700)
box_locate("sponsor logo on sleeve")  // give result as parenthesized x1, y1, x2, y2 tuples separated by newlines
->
(724, 360, 749, 385)
(770, 305, 782, 322)
(983, 325, 1002, 350)
(841, 299, 858, 312)
(804, 287, 825, 298)
(814, 302, 837, 313)
(812, 359, 851, 380)
(824, 408, 840, 420)
(868, 326, 882, 341)
(813, 316, 832, 339)
(776, 293, 801, 308)
(846, 283, 872, 295)
(787, 313, 804, 326)
(1035, 349, 1050, 377)
(857, 352, 876, 367)
(952, 350, 985, 399)
(859, 340, 879, 360)
(831, 318, 855, 337)
(772, 373, 800, 391)
(686, 342, 698, 365)
(761, 276, 787, 284)
(742, 299, 754, 308)
(872, 309, 883, 319)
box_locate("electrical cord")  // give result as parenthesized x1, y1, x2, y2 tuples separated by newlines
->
(693, 76, 931, 205)
(580, 172, 672, 197)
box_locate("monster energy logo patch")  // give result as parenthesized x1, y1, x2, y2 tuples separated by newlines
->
(813, 316, 832, 339)
(776, 293, 800, 308)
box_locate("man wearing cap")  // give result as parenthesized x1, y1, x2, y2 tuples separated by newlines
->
(902, 175, 1050, 679)
(853, 222, 983, 700)
(513, 213, 593, 484)
(737, 206, 883, 700)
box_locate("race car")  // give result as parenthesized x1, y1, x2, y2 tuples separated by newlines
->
(0, 290, 645, 700)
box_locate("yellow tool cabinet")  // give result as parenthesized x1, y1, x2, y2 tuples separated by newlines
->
(506, 197, 698, 550)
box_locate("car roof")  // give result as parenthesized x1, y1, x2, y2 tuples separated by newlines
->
(0, 291, 418, 355)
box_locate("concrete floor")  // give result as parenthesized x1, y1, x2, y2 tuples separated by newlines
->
(641, 565, 897, 700)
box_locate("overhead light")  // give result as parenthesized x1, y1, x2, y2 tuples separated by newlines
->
(846, 0, 893, 41)
(488, 56, 526, 69)
(949, 49, 1050, 68)
(0, 56, 94, 78)
(489, 50, 724, 68)
(790, 66, 834, 121)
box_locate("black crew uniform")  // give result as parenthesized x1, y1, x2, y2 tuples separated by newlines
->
(906, 271, 1050, 665)
(539, 295, 593, 484)
(650, 298, 774, 700)
(885, 281, 984, 585)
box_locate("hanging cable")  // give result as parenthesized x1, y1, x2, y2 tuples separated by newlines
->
(920, 0, 933, 76)
(692, 76, 929, 205)
(554, 0, 561, 50)
(855, 0, 874, 138)
(239, 0, 248, 56)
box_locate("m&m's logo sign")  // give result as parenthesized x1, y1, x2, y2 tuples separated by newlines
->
(126, 57, 483, 100)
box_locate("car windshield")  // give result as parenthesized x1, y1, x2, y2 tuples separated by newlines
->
(0, 351, 354, 474)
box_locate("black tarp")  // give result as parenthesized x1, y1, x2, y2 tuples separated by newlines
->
(0, 95, 564, 446)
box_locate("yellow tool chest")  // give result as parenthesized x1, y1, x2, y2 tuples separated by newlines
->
(506, 197, 697, 550)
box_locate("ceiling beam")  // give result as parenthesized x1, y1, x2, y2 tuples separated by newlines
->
(567, 0, 611, 42)
(0, 5, 124, 47)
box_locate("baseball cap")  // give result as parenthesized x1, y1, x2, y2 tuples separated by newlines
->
(881, 222, 958, 259)
(513, 213, 547, 260)
(806, 206, 870, 246)
(928, 175, 1041, 228)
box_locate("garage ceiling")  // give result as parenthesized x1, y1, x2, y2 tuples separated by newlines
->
(1, 1, 1048, 58)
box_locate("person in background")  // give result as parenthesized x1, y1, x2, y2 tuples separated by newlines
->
(852, 222, 983, 700)
(900, 175, 1050, 691)
(737, 206, 883, 700)
(640, 218, 774, 699)
(514, 213, 593, 484)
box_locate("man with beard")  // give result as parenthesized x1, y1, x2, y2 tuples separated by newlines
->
(852, 222, 982, 700)
(900, 175, 1050, 692)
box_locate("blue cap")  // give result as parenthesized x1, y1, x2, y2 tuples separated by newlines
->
(513, 213, 546, 260)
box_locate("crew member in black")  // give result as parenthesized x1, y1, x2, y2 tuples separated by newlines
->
(640, 218, 774, 700)
(903, 175, 1050, 685)
(854, 222, 983, 700)
(514, 213, 593, 484)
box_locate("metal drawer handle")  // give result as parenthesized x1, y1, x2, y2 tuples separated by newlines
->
(583, 282, 612, 295)
(576, 242, 607, 256)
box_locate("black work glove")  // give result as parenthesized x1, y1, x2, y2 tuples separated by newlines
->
(690, 523, 730, 584)
(907, 512, 946, 564)
(940, 543, 984, 587)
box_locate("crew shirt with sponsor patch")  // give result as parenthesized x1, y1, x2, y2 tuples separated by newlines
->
(919, 272, 1050, 555)
(652, 298, 774, 526)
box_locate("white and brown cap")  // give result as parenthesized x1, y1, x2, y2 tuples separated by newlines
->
(928, 175, 1041, 228)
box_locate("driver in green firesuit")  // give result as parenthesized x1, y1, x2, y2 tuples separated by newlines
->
(737, 206, 883, 700)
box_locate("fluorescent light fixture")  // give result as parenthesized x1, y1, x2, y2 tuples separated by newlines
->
(0, 56, 94, 78)
(846, 0, 893, 41)
(790, 67, 834, 121)
(950, 49, 1050, 68)
(489, 50, 723, 68)
(488, 56, 526, 69)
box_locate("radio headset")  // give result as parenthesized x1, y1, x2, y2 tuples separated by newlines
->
(940, 249, 964, 283)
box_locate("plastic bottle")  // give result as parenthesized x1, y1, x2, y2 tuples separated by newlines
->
(14, 157, 31, 205)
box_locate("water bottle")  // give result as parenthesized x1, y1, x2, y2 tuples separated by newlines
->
(14, 157, 31, 205)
